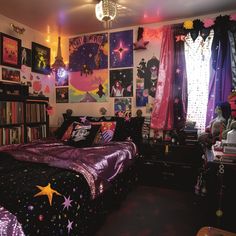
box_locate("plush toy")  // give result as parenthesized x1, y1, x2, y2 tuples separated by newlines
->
(133, 27, 149, 50)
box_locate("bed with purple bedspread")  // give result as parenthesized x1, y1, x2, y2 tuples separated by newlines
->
(0, 139, 137, 236)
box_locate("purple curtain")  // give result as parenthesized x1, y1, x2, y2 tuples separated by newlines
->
(151, 25, 174, 130)
(173, 25, 188, 130)
(206, 38, 232, 126)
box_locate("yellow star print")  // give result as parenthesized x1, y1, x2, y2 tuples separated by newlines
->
(34, 183, 61, 206)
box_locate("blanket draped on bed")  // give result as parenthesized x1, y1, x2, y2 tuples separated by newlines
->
(0, 139, 137, 236)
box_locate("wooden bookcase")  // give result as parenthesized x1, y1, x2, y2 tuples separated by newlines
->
(0, 82, 49, 145)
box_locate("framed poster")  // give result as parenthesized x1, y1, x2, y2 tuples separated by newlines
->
(2, 67, 20, 83)
(32, 42, 51, 75)
(0, 33, 21, 68)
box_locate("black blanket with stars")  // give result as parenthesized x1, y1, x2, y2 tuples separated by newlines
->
(0, 153, 99, 236)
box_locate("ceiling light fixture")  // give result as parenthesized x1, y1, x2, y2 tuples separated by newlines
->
(95, 0, 117, 28)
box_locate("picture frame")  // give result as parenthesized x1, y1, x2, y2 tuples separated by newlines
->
(2, 67, 21, 83)
(31, 42, 51, 75)
(21, 47, 32, 67)
(0, 33, 21, 69)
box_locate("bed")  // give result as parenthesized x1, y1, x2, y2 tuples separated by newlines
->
(0, 137, 138, 236)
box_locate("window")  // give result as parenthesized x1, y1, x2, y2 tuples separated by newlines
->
(184, 30, 214, 132)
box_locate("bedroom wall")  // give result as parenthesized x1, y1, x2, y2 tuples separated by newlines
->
(0, 10, 235, 128)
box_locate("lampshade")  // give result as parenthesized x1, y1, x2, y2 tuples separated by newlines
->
(95, 0, 117, 28)
(51, 36, 66, 71)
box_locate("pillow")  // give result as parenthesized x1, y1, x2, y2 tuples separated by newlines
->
(92, 121, 116, 144)
(61, 123, 74, 141)
(67, 122, 101, 148)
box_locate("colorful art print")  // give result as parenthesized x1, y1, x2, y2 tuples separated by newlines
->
(55, 69, 69, 86)
(56, 87, 69, 103)
(114, 98, 132, 117)
(0, 33, 21, 68)
(21, 47, 32, 67)
(31, 42, 51, 75)
(136, 57, 160, 98)
(69, 33, 108, 72)
(2, 67, 20, 83)
(110, 69, 133, 97)
(136, 89, 148, 107)
(69, 69, 108, 103)
(110, 30, 133, 68)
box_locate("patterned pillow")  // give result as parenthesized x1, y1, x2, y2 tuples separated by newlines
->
(68, 122, 101, 147)
(61, 123, 74, 141)
(92, 121, 116, 144)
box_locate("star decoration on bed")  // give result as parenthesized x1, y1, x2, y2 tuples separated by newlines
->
(62, 195, 73, 210)
(34, 183, 61, 206)
(67, 219, 73, 234)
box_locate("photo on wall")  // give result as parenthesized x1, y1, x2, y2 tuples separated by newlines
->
(114, 98, 132, 117)
(2, 67, 20, 83)
(56, 87, 69, 103)
(21, 47, 32, 67)
(110, 30, 133, 68)
(136, 89, 148, 107)
(110, 69, 133, 97)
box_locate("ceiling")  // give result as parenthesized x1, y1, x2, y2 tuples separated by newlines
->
(0, 0, 235, 37)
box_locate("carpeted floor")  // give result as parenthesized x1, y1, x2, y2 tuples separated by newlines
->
(94, 185, 212, 236)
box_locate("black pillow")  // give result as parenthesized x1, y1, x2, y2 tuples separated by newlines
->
(67, 123, 101, 148)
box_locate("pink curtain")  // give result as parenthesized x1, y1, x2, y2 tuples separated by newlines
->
(151, 25, 174, 130)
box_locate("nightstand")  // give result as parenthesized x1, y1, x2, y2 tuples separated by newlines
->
(138, 139, 203, 189)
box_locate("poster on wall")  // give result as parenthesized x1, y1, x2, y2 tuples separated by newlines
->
(31, 42, 51, 75)
(0, 33, 21, 69)
(136, 89, 148, 107)
(136, 56, 160, 98)
(110, 30, 133, 68)
(55, 71, 69, 86)
(56, 87, 69, 103)
(69, 69, 108, 102)
(68, 33, 108, 102)
(2, 67, 20, 83)
(114, 98, 132, 117)
(110, 69, 133, 97)
(21, 47, 32, 67)
(69, 33, 108, 72)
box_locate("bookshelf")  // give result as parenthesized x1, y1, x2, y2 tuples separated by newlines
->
(0, 82, 49, 145)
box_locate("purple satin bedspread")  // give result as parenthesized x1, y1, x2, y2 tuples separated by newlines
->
(0, 207, 25, 236)
(0, 138, 137, 199)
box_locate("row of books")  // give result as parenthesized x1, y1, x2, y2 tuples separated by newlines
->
(26, 103, 47, 123)
(27, 125, 47, 142)
(0, 126, 24, 145)
(0, 101, 24, 125)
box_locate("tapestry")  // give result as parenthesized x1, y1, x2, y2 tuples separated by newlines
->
(69, 33, 108, 72)
(110, 30, 133, 68)
(69, 69, 108, 102)
(68, 33, 108, 102)
(110, 69, 133, 97)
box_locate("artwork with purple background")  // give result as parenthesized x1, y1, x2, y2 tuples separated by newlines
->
(69, 33, 108, 72)
(110, 30, 133, 68)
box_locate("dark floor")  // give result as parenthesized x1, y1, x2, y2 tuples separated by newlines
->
(94, 185, 211, 236)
